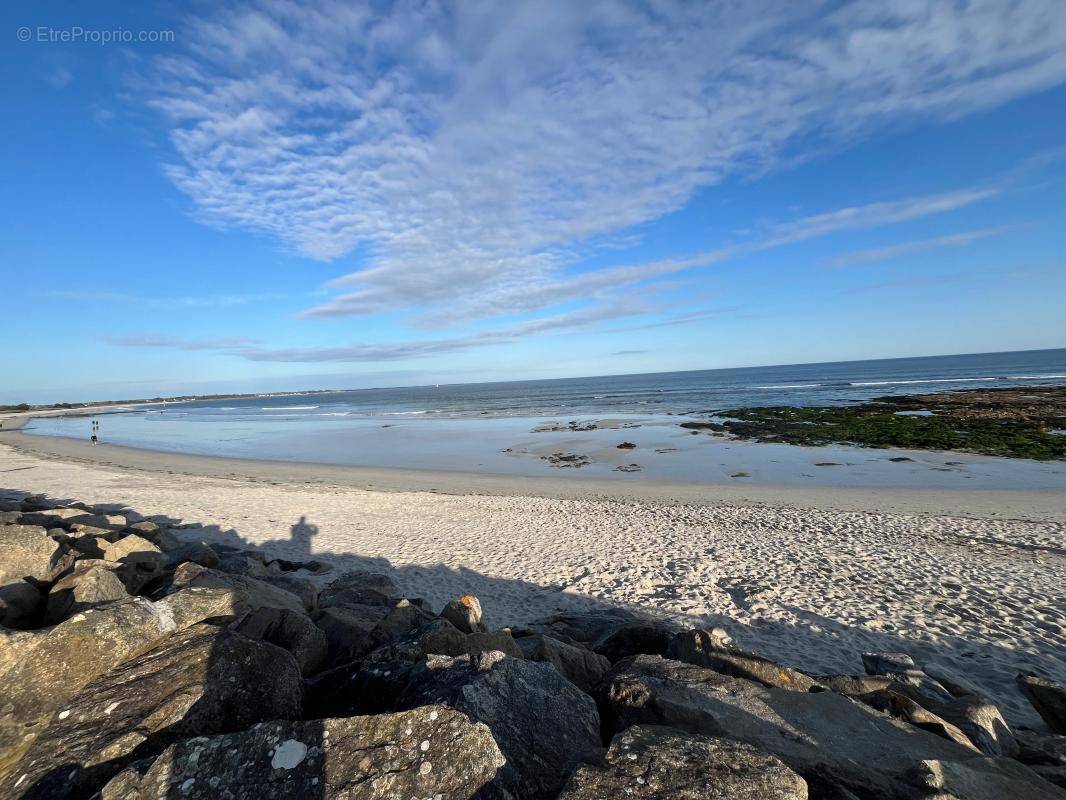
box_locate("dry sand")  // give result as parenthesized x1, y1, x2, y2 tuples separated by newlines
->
(1, 433, 1063, 728)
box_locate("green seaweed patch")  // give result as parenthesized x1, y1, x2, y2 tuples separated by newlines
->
(683, 403, 1066, 460)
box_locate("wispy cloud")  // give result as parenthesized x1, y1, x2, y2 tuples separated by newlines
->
(104, 334, 261, 351)
(149, 0, 1066, 326)
(106, 299, 740, 363)
(845, 273, 969, 294)
(831, 224, 1021, 268)
(47, 290, 286, 308)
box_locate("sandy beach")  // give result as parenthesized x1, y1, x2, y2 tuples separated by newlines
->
(1, 431, 1063, 728)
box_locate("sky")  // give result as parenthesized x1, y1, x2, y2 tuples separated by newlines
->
(2, 0, 1065, 404)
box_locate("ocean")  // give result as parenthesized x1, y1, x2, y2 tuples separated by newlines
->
(21, 348, 1066, 488)
(129, 347, 1066, 419)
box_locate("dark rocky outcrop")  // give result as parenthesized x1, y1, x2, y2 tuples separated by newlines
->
(599, 654, 1061, 800)
(667, 628, 818, 691)
(515, 632, 610, 691)
(2, 494, 1062, 800)
(558, 723, 808, 799)
(399, 651, 602, 799)
(97, 706, 504, 800)
(6, 623, 302, 799)
(233, 605, 328, 675)
(0, 597, 177, 775)
(0, 525, 66, 585)
(441, 593, 487, 633)
(0, 581, 43, 629)
(1021, 674, 1066, 735)
(43, 561, 128, 624)
(166, 562, 307, 613)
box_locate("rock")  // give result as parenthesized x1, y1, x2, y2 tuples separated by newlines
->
(816, 674, 896, 696)
(1016, 729, 1066, 767)
(593, 621, 675, 662)
(616, 441, 637, 449)
(857, 687, 979, 750)
(1033, 765, 1066, 790)
(399, 652, 601, 799)
(260, 573, 317, 611)
(44, 563, 128, 624)
(600, 655, 1061, 800)
(526, 609, 643, 646)
(217, 552, 272, 576)
(318, 569, 399, 609)
(74, 533, 170, 593)
(369, 599, 438, 643)
(937, 695, 1019, 759)
(1020, 674, 1066, 735)
(269, 557, 332, 575)
(0, 627, 39, 681)
(19, 509, 121, 531)
(313, 604, 391, 665)
(0, 525, 65, 585)
(166, 562, 307, 613)
(154, 586, 248, 630)
(558, 724, 807, 800)
(6, 623, 303, 799)
(97, 705, 504, 800)
(0, 581, 43, 629)
(441, 593, 487, 633)
(233, 606, 328, 676)
(97, 533, 167, 566)
(124, 523, 181, 551)
(823, 670, 1018, 758)
(162, 541, 219, 569)
(420, 625, 523, 660)
(304, 658, 415, 719)
(516, 633, 610, 691)
(0, 598, 177, 775)
(862, 650, 954, 706)
(667, 628, 817, 691)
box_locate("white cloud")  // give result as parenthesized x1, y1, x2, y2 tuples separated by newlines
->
(830, 224, 1021, 267)
(104, 334, 261, 350)
(47, 290, 285, 308)
(106, 296, 738, 363)
(151, 0, 1066, 327)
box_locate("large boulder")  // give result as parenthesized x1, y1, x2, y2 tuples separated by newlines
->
(73, 533, 169, 593)
(313, 604, 391, 665)
(0, 525, 66, 585)
(558, 724, 808, 799)
(97, 706, 504, 800)
(0, 598, 177, 778)
(0, 581, 43, 629)
(0, 627, 39, 682)
(166, 562, 306, 614)
(820, 671, 1019, 758)
(1021, 674, 1066, 735)
(44, 562, 128, 624)
(399, 651, 601, 799)
(525, 609, 644, 646)
(318, 570, 399, 609)
(233, 606, 328, 676)
(516, 633, 610, 691)
(667, 628, 818, 691)
(600, 655, 1062, 800)
(6, 623, 303, 799)
(441, 594, 487, 633)
(154, 586, 247, 630)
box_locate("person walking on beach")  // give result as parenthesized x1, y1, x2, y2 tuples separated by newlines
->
(90, 419, 98, 445)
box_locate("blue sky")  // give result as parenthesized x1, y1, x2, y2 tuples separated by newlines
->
(2, 0, 1065, 404)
